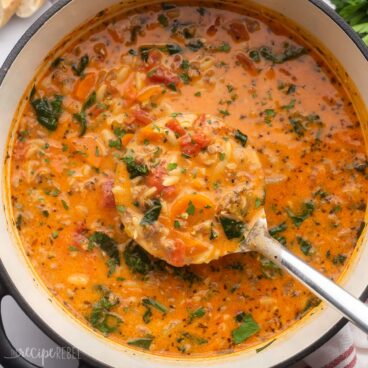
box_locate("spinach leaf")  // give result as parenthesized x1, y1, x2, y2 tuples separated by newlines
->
(72, 54, 89, 76)
(140, 199, 162, 225)
(143, 305, 153, 323)
(289, 116, 306, 137)
(259, 44, 306, 64)
(87, 286, 121, 334)
(186, 39, 204, 51)
(260, 256, 281, 279)
(89, 232, 120, 275)
(269, 222, 287, 237)
(188, 307, 205, 323)
(73, 91, 96, 136)
(234, 129, 248, 147)
(142, 297, 168, 313)
(180, 332, 208, 345)
(286, 201, 314, 228)
(231, 313, 260, 344)
(219, 216, 245, 239)
(122, 156, 149, 178)
(30, 88, 63, 131)
(173, 266, 201, 284)
(124, 241, 154, 275)
(297, 236, 314, 256)
(127, 337, 153, 350)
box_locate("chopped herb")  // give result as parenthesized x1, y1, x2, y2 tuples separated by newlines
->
(139, 44, 182, 61)
(51, 231, 59, 239)
(143, 305, 152, 323)
(194, 91, 201, 97)
(219, 109, 230, 117)
(189, 307, 205, 323)
(45, 188, 61, 197)
(167, 162, 178, 171)
(174, 220, 181, 229)
(259, 44, 306, 64)
(72, 54, 89, 76)
(255, 197, 263, 208)
(61, 199, 69, 210)
(50, 57, 64, 69)
(181, 59, 190, 70)
(218, 42, 231, 52)
(127, 337, 153, 350)
(158, 14, 169, 27)
(297, 236, 314, 256)
(186, 201, 195, 215)
(87, 287, 121, 334)
(209, 225, 218, 240)
(167, 82, 177, 91)
(197, 7, 206, 16)
(142, 297, 168, 313)
(282, 99, 296, 110)
(109, 139, 122, 150)
(124, 241, 153, 275)
(286, 201, 314, 228)
(333, 254, 347, 265)
(179, 332, 208, 345)
(114, 127, 126, 138)
(232, 313, 260, 344)
(219, 216, 245, 239)
(186, 39, 204, 51)
(122, 156, 148, 179)
(73, 91, 96, 136)
(234, 129, 248, 146)
(264, 109, 276, 125)
(180, 73, 191, 84)
(116, 205, 126, 214)
(68, 246, 78, 252)
(269, 222, 287, 237)
(141, 199, 162, 225)
(16, 214, 22, 230)
(260, 257, 282, 279)
(89, 232, 120, 275)
(249, 50, 261, 62)
(289, 116, 306, 137)
(30, 88, 63, 131)
(42, 210, 49, 218)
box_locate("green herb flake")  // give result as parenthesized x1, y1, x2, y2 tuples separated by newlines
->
(234, 129, 248, 147)
(297, 236, 314, 256)
(189, 307, 205, 323)
(286, 201, 314, 228)
(219, 216, 245, 239)
(127, 337, 153, 350)
(158, 14, 169, 27)
(140, 199, 162, 225)
(72, 54, 89, 76)
(167, 162, 178, 171)
(186, 201, 195, 216)
(142, 297, 168, 314)
(122, 156, 149, 179)
(61, 199, 69, 210)
(232, 313, 260, 344)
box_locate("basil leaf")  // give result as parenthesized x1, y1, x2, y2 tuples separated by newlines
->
(30, 89, 63, 131)
(232, 314, 260, 344)
(297, 236, 314, 256)
(269, 222, 287, 237)
(219, 216, 245, 239)
(286, 201, 314, 228)
(234, 129, 248, 147)
(259, 45, 306, 64)
(140, 199, 162, 225)
(180, 332, 208, 345)
(142, 297, 168, 313)
(122, 156, 149, 179)
(127, 337, 153, 350)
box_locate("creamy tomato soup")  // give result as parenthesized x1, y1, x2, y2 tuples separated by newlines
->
(8, 1, 368, 356)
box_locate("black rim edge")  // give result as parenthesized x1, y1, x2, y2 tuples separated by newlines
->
(0, 0, 367, 367)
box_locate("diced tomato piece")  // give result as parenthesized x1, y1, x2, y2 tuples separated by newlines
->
(72, 222, 88, 249)
(193, 114, 206, 129)
(236, 53, 258, 76)
(147, 49, 162, 67)
(170, 239, 186, 267)
(145, 165, 176, 199)
(131, 106, 154, 126)
(101, 179, 116, 208)
(165, 119, 186, 137)
(180, 133, 211, 156)
(147, 66, 180, 87)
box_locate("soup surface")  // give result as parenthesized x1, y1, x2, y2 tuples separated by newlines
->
(8, 2, 368, 356)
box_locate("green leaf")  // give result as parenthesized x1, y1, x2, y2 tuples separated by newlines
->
(259, 44, 306, 64)
(231, 314, 260, 344)
(269, 222, 287, 237)
(139, 44, 182, 61)
(297, 236, 314, 256)
(286, 201, 314, 228)
(73, 91, 96, 136)
(89, 232, 120, 273)
(186, 39, 204, 51)
(158, 14, 169, 27)
(30, 91, 63, 131)
(124, 241, 154, 275)
(219, 216, 245, 239)
(141, 199, 162, 225)
(186, 200, 195, 215)
(167, 162, 178, 171)
(189, 307, 205, 323)
(142, 297, 168, 313)
(72, 54, 89, 76)
(127, 337, 153, 350)
(122, 156, 149, 179)
(234, 129, 248, 147)
(180, 332, 208, 345)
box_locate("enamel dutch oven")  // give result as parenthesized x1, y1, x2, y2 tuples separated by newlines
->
(0, 0, 367, 367)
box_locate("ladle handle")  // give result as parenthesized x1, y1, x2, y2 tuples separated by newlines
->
(249, 219, 368, 335)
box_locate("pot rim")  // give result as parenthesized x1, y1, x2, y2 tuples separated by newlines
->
(0, 1, 367, 367)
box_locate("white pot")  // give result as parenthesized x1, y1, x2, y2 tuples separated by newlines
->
(0, 1, 367, 367)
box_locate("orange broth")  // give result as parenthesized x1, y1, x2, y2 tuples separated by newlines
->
(7, 1, 368, 356)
